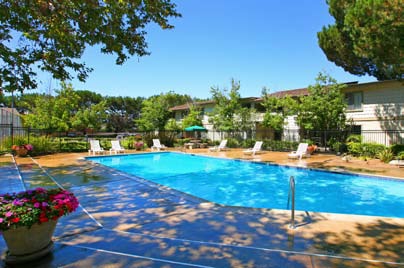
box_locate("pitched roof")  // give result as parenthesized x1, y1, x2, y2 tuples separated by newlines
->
(268, 88, 309, 98)
(169, 100, 215, 111)
(169, 97, 260, 111)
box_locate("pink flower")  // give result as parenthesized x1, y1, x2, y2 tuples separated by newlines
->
(5, 211, 13, 218)
(34, 202, 40, 208)
(0, 218, 3, 223)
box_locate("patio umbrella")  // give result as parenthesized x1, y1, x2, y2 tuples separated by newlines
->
(184, 125, 207, 131)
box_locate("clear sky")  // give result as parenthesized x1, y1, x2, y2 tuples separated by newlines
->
(37, 0, 375, 99)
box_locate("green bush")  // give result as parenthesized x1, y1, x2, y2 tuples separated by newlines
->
(120, 136, 135, 149)
(346, 134, 362, 143)
(348, 141, 386, 158)
(59, 140, 88, 153)
(226, 138, 240, 148)
(377, 149, 394, 163)
(241, 139, 256, 148)
(397, 151, 404, 160)
(30, 136, 59, 155)
(264, 139, 298, 151)
(173, 138, 191, 147)
(390, 144, 404, 156)
(361, 143, 386, 158)
(347, 141, 362, 156)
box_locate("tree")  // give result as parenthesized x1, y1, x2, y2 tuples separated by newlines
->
(72, 101, 107, 132)
(0, 1, 181, 93)
(261, 87, 297, 130)
(181, 106, 202, 129)
(209, 79, 256, 132)
(136, 92, 191, 131)
(318, 0, 403, 80)
(24, 83, 80, 131)
(296, 73, 347, 131)
(164, 118, 181, 131)
(105, 96, 143, 132)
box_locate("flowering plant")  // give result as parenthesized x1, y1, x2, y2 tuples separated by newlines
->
(11, 144, 34, 152)
(134, 141, 144, 150)
(0, 188, 79, 231)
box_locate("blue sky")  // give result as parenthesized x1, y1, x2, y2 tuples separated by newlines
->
(37, 0, 375, 98)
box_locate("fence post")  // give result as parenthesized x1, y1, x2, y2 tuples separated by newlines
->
(59, 131, 62, 152)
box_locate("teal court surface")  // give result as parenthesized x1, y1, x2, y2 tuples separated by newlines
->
(0, 154, 403, 267)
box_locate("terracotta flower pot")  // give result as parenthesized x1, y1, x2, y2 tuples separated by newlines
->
(2, 220, 57, 264)
(15, 147, 28, 157)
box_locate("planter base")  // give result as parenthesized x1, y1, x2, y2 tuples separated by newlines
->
(3, 241, 54, 264)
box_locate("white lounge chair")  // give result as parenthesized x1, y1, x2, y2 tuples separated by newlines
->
(243, 141, 263, 156)
(209, 140, 228, 152)
(110, 140, 125, 155)
(151, 139, 166, 151)
(88, 140, 105, 155)
(288, 143, 309, 160)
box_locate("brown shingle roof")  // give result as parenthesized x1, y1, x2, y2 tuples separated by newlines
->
(169, 98, 260, 111)
(268, 88, 309, 98)
(169, 100, 215, 111)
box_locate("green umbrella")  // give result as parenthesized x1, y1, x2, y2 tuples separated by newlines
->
(184, 125, 207, 131)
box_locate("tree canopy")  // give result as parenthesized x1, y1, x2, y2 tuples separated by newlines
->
(209, 79, 255, 132)
(136, 92, 192, 131)
(296, 73, 347, 131)
(318, 0, 403, 80)
(261, 87, 297, 130)
(181, 106, 203, 129)
(0, 0, 180, 93)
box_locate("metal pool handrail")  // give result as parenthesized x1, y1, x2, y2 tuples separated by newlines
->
(288, 176, 296, 229)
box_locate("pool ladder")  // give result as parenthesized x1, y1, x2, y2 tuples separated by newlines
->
(287, 176, 296, 229)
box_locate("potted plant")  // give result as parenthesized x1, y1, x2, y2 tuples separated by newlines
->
(134, 141, 144, 151)
(0, 187, 79, 264)
(11, 144, 34, 157)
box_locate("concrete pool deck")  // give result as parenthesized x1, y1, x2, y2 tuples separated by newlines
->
(0, 150, 403, 267)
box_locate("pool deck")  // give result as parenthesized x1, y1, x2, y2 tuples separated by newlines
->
(0, 150, 403, 267)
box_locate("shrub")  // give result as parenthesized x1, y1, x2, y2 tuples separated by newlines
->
(377, 149, 394, 163)
(347, 141, 362, 156)
(226, 138, 239, 148)
(397, 151, 404, 160)
(390, 144, 404, 156)
(347, 141, 386, 158)
(264, 139, 298, 151)
(26, 136, 59, 156)
(346, 134, 362, 143)
(361, 143, 386, 158)
(241, 139, 256, 148)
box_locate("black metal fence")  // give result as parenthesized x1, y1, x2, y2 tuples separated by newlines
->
(1, 124, 403, 154)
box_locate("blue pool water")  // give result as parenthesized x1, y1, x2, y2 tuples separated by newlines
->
(87, 152, 404, 218)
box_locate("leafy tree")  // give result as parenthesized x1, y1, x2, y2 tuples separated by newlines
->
(24, 83, 80, 131)
(296, 73, 347, 131)
(0, 1, 180, 93)
(261, 87, 297, 130)
(23, 95, 55, 130)
(164, 118, 181, 131)
(105, 96, 143, 132)
(137, 92, 192, 131)
(72, 101, 107, 132)
(75, 90, 103, 109)
(209, 79, 255, 132)
(318, 0, 403, 80)
(181, 106, 202, 129)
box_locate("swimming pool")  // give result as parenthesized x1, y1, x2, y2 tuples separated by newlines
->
(87, 152, 404, 218)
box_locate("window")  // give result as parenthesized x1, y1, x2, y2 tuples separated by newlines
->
(345, 92, 363, 110)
